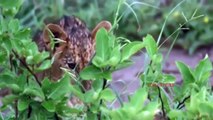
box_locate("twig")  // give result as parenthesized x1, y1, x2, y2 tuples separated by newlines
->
(27, 105, 32, 118)
(98, 78, 108, 120)
(54, 113, 60, 120)
(157, 86, 166, 117)
(14, 101, 18, 119)
(12, 50, 42, 86)
(177, 95, 190, 109)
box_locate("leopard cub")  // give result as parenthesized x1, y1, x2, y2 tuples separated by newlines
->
(36, 16, 111, 90)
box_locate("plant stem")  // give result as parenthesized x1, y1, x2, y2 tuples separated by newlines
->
(54, 113, 60, 120)
(177, 95, 190, 109)
(27, 105, 32, 118)
(12, 50, 42, 86)
(157, 86, 166, 117)
(15, 100, 18, 120)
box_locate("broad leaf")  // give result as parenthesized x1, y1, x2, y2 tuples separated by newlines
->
(130, 87, 148, 110)
(36, 60, 51, 71)
(0, 0, 23, 8)
(44, 74, 71, 100)
(100, 88, 116, 101)
(92, 79, 103, 91)
(162, 74, 175, 84)
(2, 94, 18, 106)
(80, 65, 111, 80)
(115, 60, 133, 70)
(18, 97, 30, 111)
(121, 41, 144, 61)
(194, 56, 212, 82)
(42, 100, 56, 112)
(108, 46, 121, 66)
(143, 34, 157, 57)
(9, 19, 19, 33)
(176, 61, 195, 84)
(84, 89, 96, 103)
(95, 28, 110, 62)
(23, 79, 45, 100)
(129, 87, 148, 110)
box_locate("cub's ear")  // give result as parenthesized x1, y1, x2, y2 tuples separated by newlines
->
(43, 23, 67, 50)
(91, 21, 112, 40)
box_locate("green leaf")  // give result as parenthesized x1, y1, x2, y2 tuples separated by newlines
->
(110, 110, 123, 120)
(121, 41, 144, 61)
(28, 102, 51, 119)
(0, 72, 22, 92)
(84, 89, 96, 103)
(194, 56, 212, 82)
(80, 65, 104, 80)
(108, 46, 121, 66)
(87, 112, 98, 120)
(22, 79, 45, 100)
(115, 60, 133, 70)
(36, 60, 51, 71)
(18, 97, 30, 111)
(162, 74, 175, 84)
(95, 28, 109, 61)
(100, 88, 115, 101)
(26, 56, 34, 64)
(168, 110, 184, 119)
(129, 87, 147, 110)
(0, 0, 23, 8)
(92, 56, 106, 67)
(69, 85, 84, 101)
(15, 28, 31, 39)
(44, 74, 71, 100)
(42, 100, 56, 112)
(25, 42, 39, 56)
(142, 101, 159, 112)
(23, 87, 45, 101)
(134, 111, 154, 120)
(9, 19, 19, 33)
(143, 34, 157, 57)
(198, 102, 213, 118)
(33, 52, 49, 64)
(92, 79, 103, 91)
(2, 94, 18, 106)
(176, 61, 195, 84)
(56, 100, 82, 116)
(0, 45, 8, 63)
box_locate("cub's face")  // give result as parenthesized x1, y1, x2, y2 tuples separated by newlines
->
(42, 16, 111, 81)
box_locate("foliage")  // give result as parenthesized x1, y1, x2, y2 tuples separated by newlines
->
(16, 0, 213, 54)
(164, 0, 213, 54)
(0, 0, 213, 120)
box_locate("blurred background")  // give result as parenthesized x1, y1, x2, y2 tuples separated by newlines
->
(16, 0, 213, 54)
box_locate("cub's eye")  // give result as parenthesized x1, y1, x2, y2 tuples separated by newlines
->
(67, 63, 76, 69)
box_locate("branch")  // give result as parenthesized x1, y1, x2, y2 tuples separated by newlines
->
(157, 86, 166, 117)
(15, 100, 18, 120)
(177, 95, 190, 109)
(98, 78, 107, 120)
(12, 50, 42, 86)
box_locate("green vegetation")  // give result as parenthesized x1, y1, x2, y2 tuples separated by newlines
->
(16, 0, 213, 54)
(0, 0, 212, 120)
